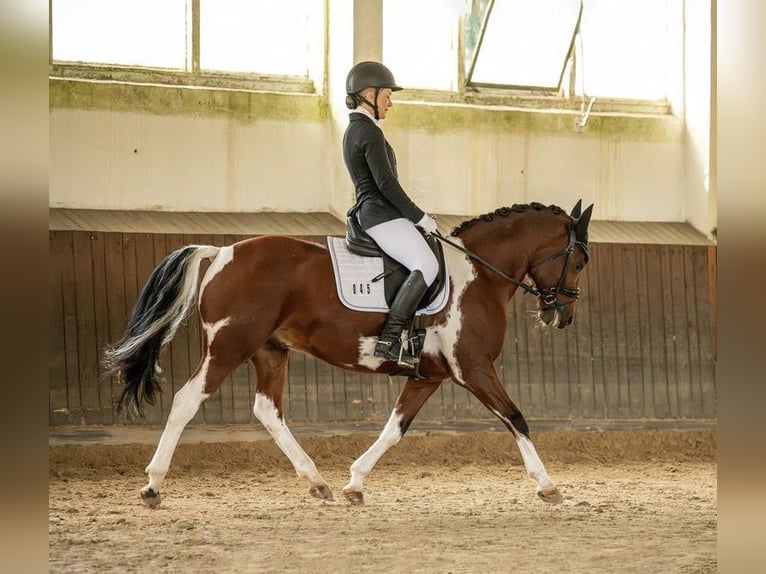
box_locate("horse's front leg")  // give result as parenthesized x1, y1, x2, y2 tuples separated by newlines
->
(251, 345, 333, 501)
(456, 364, 562, 504)
(343, 378, 442, 505)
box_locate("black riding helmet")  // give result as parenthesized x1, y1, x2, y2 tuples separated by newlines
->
(345, 61, 402, 119)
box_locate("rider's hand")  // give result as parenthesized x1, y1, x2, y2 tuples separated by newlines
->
(416, 214, 438, 235)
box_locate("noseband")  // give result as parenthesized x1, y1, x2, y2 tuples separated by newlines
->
(528, 225, 589, 309)
(433, 227, 589, 309)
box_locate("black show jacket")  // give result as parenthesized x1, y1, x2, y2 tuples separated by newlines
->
(342, 112, 425, 230)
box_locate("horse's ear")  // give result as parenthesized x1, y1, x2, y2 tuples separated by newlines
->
(574, 203, 594, 242)
(570, 199, 583, 220)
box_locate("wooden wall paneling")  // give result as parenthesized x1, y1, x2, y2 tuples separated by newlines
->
(89, 232, 113, 424)
(333, 367, 350, 421)
(698, 247, 718, 417)
(511, 294, 533, 413)
(586, 245, 607, 418)
(551, 316, 574, 418)
(60, 231, 81, 423)
(670, 245, 694, 417)
(49, 231, 70, 425)
(72, 232, 101, 424)
(343, 366, 364, 422)
(302, 349, 320, 422)
(634, 246, 654, 418)
(645, 245, 671, 418)
(103, 233, 128, 423)
(365, 372, 388, 421)
(538, 314, 555, 416)
(314, 359, 336, 421)
(524, 304, 546, 415)
(610, 245, 631, 417)
(618, 245, 643, 418)
(659, 245, 679, 417)
(706, 245, 717, 361)
(596, 244, 621, 418)
(288, 352, 311, 423)
(681, 246, 703, 416)
(572, 262, 596, 418)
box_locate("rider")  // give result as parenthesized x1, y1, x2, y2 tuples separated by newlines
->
(342, 61, 439, 366)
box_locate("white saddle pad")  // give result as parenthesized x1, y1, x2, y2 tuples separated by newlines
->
(326, 237, 449, 314)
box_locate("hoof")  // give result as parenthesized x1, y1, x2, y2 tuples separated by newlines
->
(140, 488, 162, 508)
(537, 487, 563, 504)
(308, 483, 334, 501)
(343, 489, 364, 506)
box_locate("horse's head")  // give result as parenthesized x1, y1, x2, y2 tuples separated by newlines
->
(526, 200, 593, 329)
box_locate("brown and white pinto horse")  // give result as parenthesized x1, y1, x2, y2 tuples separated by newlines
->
(106, 200, 593, 507)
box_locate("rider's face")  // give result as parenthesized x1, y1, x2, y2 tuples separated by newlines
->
(375, 88, 393, 119)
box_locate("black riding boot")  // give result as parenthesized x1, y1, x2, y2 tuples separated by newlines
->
(374, 270, 429, 366)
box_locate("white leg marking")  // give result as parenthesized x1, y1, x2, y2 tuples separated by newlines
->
(486, 407, 557, 493)
(344, 409, 404, 495)
(145, 358, 211, 492)
(252, 393, 324, 484)
(515, 432, 557, 492)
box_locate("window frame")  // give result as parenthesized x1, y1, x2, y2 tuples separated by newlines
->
(465, 0, 582, 93)
(48, 0, 320, 94)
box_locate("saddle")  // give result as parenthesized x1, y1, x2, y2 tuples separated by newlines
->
(344, 210, 448, 309)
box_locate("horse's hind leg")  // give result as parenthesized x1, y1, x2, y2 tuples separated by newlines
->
(251, 343, 333, 501)
(343, 378, 441, 505)
(141, 351, 235, 507)
(458, 364, 562, 504)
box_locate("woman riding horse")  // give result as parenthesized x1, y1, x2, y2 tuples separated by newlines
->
(343, 61, 439, 367)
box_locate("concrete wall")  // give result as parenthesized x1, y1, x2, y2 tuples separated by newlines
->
(49, 0, 714, 236)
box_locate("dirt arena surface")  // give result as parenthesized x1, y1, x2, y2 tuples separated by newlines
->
(49, 429, 716, 573)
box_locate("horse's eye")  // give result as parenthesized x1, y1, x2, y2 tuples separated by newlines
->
(575, 262, 585, 272)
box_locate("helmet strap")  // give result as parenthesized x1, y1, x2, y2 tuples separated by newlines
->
(356, 88, 381, 120)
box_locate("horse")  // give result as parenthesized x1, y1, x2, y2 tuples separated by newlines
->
(105, 200, 593, 507)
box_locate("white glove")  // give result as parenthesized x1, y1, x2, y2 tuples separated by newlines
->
(416, 214, 438, 235)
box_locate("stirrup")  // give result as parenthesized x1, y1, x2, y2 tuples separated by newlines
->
(395, 343, 419, 369)
(374, 338, 419, 368)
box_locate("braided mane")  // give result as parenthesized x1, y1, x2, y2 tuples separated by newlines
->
(450, 202, 566, 237)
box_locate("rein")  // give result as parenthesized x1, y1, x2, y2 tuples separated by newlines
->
(432, 227, 588, 308)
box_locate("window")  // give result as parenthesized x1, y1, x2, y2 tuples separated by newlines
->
(51, 0, 322, 83)
(466, 0, 581, 90)
(384, 0, 678, 102)
(51, 0, 187, 68)
(200, 0, 317, 76)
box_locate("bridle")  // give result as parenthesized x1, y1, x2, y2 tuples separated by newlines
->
(433, 226, 589, 310)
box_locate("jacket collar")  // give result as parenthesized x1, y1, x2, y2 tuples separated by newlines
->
(349, 106, 380, 127)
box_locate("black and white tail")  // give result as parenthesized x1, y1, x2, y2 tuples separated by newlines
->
(104, 245, 220, 417)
